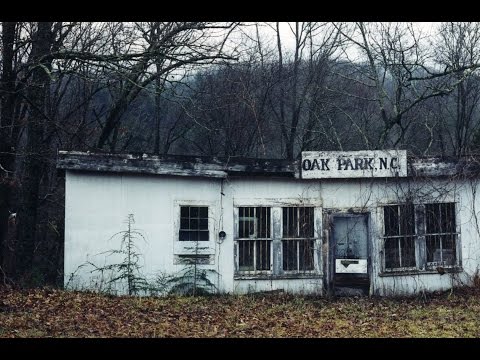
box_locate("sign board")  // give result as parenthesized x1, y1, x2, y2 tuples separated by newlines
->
(335, 259, 368, 274)
(301, 150, 407, 179)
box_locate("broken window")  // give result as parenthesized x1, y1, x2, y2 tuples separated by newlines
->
(179, 206, 209, 241)
(425, 203, 457, 268)
(237, 207, 271, 272)
(383, 204, 416, 270)
(282, 207, 315, 271)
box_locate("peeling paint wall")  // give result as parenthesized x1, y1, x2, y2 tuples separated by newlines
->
(64, 170, 480, 296)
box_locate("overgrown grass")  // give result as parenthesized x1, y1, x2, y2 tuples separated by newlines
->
(1, 287, 480, 337)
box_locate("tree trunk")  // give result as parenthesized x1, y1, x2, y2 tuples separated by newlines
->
(16, 22, 53, 284)
(0, 22, 17, 270)
(153, 66, 162, 155)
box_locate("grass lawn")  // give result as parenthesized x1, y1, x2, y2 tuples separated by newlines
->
(1, 287, 480, 337)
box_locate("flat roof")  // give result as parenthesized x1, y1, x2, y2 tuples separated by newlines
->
(57, 151, 296, 178)
(56, 151, 480, 179)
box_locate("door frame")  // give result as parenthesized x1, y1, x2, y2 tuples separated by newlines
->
(326, 211, 372, 296)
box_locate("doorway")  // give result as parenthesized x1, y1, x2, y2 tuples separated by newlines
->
(331, 214, 370, 296)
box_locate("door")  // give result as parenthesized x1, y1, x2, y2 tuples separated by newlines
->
(331, 214, 369, 296)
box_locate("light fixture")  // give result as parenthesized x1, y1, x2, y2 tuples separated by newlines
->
(218, 231, 226, 241)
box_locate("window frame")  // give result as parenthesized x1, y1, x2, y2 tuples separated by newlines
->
(281, 206, 317, 274)
(235, 206, 273, 275)
(379, 200, 461, 274)
(381, 203, 418, 272)
(423, 202, 461, 270)
(233, 198, 323, 278)
(179, 205, 210, 242)
(173, 200, 216, 258)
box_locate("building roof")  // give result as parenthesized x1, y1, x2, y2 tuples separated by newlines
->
(57, 151, 480, 179)
(57, 151, 296, 178)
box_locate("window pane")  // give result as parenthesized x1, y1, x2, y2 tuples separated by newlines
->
(256, 240, 271, 270)
(239, 219, 255, 238)
(426, 235, 441, 262)
(180, 218, 189, 230)
(199, 218, 208, 230)
(257, 207, 270, 238)
(427, 234, 456, 265)
(426, 205, 441, 233)
(190, 219, 199, 229)
(283, 207, 314, 238)
(239, 240, 254, 271)
(291, 208, 298, 237)
(385, 238, 400, 269)
(442, 235, 456, 265)
(426, 203, 455, 234)
(239, 207, 246, 218)
(299, 239, 315, 271)
(299, 208, 314, 238)
(400, 237, 415, 268)
(189, 231, 198, 242)
(190, 207, 199, 218)
(400, 204, 415, 235)
(443, 203, 456, 233)
(283, 240, 297, 271)
(384, 206, 399, 236)
(179, 230, 190, 241)
(238, 207, 271, 239)
(199, 207, 208, 218)
(180, 206, 189, 218)
(444, 234, 456, 251)
(283, 207, 295, 238)
(198, 231, 209, 241)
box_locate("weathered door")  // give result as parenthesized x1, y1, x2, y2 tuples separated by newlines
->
(331, 214, 369, 296)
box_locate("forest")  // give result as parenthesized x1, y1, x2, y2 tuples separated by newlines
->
(1, 22, 480, 287)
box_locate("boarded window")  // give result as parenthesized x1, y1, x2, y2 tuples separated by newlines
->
(179, 206, 209, 241)
(383, 204, 416, 270)
(282, 207, 315, 271)
(237, 207, 271, 272)
(425, 203, 457, 267)
(175, 254, 212, 265)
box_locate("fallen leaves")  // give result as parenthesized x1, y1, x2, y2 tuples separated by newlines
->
(0, 287, 480, 337)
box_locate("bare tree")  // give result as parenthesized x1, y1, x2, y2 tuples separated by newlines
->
(333, 22, 480, 151)
(433, 22, 480, 155)
(83, 22, 239, 151)
(269, 22, 341, 159)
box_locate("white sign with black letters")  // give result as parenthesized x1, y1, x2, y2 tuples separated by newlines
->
(301, 150, 407, 179)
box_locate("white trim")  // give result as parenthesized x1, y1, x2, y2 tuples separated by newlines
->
(233, 197, 322, 207)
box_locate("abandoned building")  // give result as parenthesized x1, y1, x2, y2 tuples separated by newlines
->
(57, 150, 480, 296)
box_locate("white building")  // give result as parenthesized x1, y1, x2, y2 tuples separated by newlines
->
(58, 150, 480, 296)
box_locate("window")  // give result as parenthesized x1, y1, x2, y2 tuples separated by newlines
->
(179, 206, 209, 241)
(381, 201, 459, 273)
(282, 207, 315, 272)
(425, 203, 457, 268)
(383, 204, 416, 270)
(237, 207, 271, 272)
(235, 204, 320, 277)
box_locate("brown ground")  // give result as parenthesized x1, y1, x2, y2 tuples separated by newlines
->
(1, 287, 479, 337)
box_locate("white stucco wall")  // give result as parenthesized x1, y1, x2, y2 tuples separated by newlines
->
(64, 170, 480, 296)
